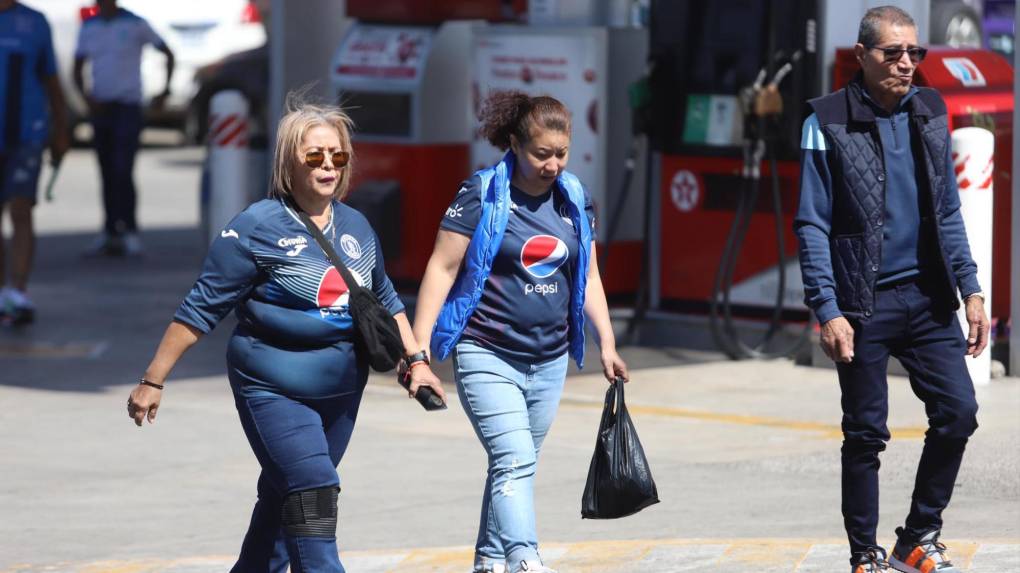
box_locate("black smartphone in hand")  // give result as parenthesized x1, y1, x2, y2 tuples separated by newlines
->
(397, 364, 447, 411)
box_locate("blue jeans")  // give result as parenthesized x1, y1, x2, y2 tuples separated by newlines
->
(836, 277, 978, 563)
(229, 372, 363, 573)
(453, 341, 569, 572)
(91, 103, 142, 236)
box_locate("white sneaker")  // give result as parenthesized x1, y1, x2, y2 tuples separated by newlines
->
(472, 563, 506, 573)
(516, 561, 556, 573)
(123, 233, 144, 256)
(1, 287, 35, 325)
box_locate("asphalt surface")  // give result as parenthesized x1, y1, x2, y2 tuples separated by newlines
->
(1, 142, 1017, 572)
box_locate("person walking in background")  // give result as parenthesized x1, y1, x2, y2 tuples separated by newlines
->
(73, 0, 174, 256)
(411, 91, 628, 573)
(126, 100, 445, 573)
(794, 6, 988, 573)
(0, 0, 70, 325)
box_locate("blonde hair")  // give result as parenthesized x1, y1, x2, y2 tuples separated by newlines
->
(270, 98, 356, 201)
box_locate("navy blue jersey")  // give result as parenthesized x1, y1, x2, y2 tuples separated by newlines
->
(0, 4, 57, 150)
(441, 176, 595, 362)
(175, 198, 404, 398)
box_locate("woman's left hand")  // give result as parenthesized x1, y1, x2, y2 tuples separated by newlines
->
(600, 347, 629, 383)
(408, 363, 447, 403)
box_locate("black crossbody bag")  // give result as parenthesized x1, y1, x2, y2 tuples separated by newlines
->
(295, 206, 404, 372)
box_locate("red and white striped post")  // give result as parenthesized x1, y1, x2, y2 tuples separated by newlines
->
(951, 127, 994, 385)
(207, 91, 251, 244)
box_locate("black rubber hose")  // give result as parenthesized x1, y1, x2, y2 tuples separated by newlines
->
(709, 139, 810, 360)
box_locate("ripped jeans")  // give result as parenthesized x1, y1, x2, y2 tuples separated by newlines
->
(453, 341, 569, 571)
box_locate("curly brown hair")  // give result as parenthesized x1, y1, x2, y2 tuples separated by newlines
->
(478, 91, 571, 151)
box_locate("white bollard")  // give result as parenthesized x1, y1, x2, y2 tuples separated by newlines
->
(951, 127, 994, 386)
(207, 91, 251, 245)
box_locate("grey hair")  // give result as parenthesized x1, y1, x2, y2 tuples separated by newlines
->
(857, 5, 916, 46)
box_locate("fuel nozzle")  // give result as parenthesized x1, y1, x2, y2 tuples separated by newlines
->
(746, 50, 802, 118)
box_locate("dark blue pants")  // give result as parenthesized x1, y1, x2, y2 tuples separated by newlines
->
(836, 278, 978, 563)
(91, 103, 142, 236)
(229, 374, 363, 573)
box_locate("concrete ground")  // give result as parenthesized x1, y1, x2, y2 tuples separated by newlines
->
(1, 142, 1017, 572)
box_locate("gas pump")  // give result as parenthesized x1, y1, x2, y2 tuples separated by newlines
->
(648, 0, 821, 357)
(710, 51, 812, 359)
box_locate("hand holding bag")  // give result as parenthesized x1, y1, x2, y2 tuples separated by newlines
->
(296, 207, 404, 372)
(581, 377, 660, 519)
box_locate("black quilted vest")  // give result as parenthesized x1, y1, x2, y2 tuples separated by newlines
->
(808, 76, 958, 320)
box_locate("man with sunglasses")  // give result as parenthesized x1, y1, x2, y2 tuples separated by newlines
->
(795, 6, 987, 573)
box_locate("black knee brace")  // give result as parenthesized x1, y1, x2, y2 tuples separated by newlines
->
(281, 486, 339, 538)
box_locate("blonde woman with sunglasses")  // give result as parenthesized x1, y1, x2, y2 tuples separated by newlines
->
(125, 99, 444, 573)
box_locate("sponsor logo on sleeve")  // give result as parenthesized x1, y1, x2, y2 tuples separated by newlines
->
(445, 203, 464, 219)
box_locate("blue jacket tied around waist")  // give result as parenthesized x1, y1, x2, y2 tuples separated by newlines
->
(431, 152, 592, 368)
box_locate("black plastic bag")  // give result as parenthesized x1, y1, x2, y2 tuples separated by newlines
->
(581, 378, 660, 519)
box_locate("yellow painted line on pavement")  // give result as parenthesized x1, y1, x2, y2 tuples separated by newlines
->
(721, 540, 811, 567)
(560, 397, 927, 439)
(8, 539, 1014, 572)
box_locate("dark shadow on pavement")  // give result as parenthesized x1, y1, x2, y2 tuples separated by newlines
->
(1, 225, 727, 394)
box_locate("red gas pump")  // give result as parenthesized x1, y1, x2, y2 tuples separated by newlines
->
(833, 47, 1014, 324)
(649, 1, 819, 319)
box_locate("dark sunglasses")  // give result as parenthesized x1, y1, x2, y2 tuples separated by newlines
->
(867, 45, 928, 63)
(304, 150, 350, 169)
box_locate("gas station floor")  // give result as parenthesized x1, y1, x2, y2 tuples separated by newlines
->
(1, 147, 1017, 572)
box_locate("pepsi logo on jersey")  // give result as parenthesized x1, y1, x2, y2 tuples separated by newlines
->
(316, 266, 364, 317)
(521, 235, 568, 296)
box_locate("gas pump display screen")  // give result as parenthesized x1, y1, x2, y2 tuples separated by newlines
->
(340, 91, 412, 138)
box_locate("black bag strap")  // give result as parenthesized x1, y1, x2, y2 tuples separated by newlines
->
(293, 203, 364, 296)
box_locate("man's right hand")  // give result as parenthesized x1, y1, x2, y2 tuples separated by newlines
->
(820, 316, 855, 363)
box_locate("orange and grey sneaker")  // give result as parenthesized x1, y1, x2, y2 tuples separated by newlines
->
(889, 528, 960, 573)
(854, 548, 890, 573)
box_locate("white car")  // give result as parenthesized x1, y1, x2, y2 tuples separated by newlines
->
(27, 0, 267, 133)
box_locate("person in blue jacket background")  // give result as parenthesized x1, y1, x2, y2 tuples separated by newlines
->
(126, 100, 445, 573)
(411, 91, 628, 573)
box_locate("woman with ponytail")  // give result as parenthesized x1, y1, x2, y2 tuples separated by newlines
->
(411, 91, 628, 573)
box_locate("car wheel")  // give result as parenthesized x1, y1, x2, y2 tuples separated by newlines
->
(930, 1, 983, 48)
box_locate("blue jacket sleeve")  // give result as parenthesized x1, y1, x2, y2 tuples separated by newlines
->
(938, 132, 981, 297)
(794, 114, 842, 324)
(174, 217, 259, 333)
